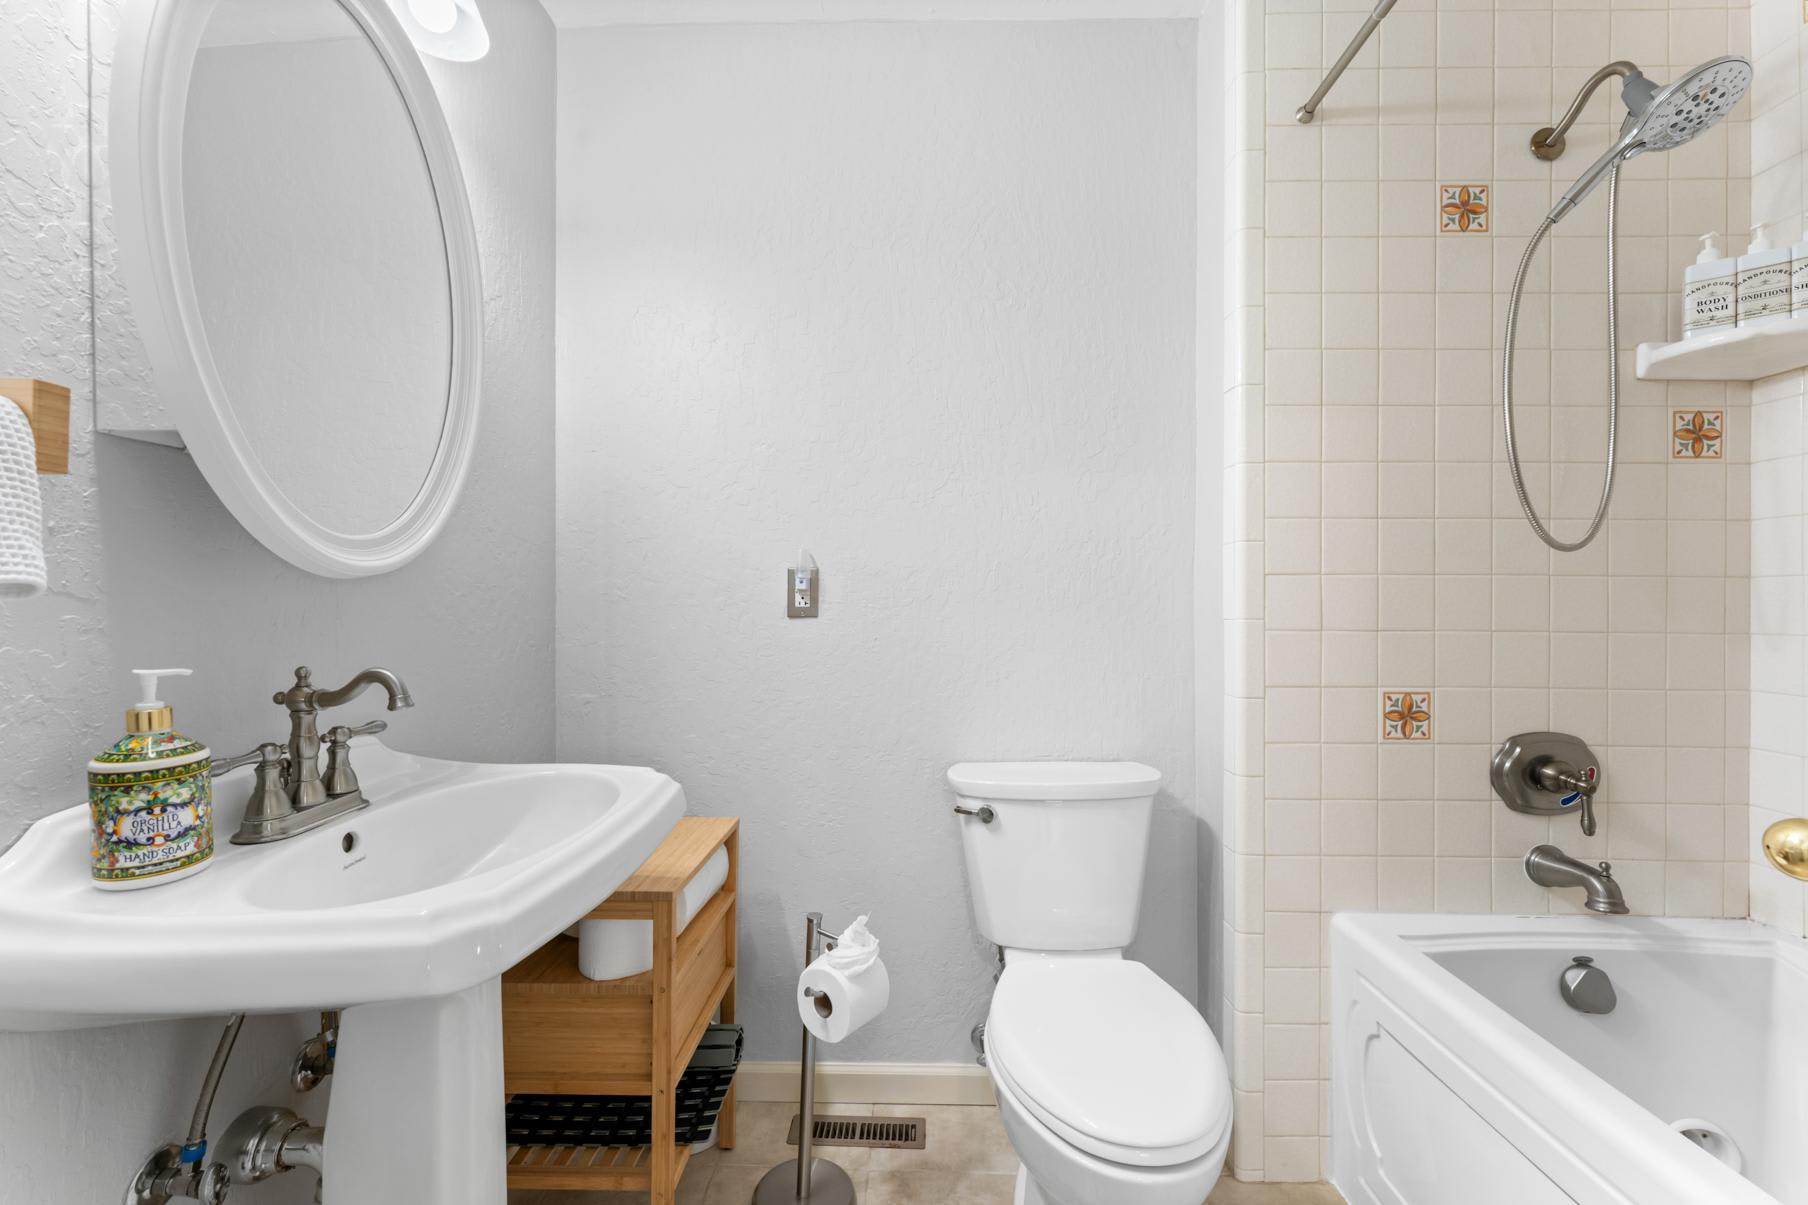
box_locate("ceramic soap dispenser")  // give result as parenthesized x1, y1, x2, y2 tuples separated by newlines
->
(87, 668, 215, 890)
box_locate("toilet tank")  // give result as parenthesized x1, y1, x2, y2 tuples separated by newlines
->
(947, 762, 1162, 953)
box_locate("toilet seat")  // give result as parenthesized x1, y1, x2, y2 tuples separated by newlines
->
(985, 959, 1230, 1169)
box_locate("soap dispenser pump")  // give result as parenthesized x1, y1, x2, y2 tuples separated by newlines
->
(87, 668, 215, 890)
(1683, 232, 1737, 338)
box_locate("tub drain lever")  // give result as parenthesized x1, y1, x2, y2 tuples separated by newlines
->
(1559, 955, 1617, 1014)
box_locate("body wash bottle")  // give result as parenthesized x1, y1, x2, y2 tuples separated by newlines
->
(1737, 223, 1794, 328)
(1683, 232, 1737, 338)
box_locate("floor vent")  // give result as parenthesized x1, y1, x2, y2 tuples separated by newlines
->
(786, 1115, 926, 1150)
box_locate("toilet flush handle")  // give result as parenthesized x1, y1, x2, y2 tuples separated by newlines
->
(953, 804, 995, 824)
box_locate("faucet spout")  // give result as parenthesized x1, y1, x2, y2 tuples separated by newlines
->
(271, 666, 412, 811)
(314, 667, 414, 712)
(1525, 844, 1629, 914)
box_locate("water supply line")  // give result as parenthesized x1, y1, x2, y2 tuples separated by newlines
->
(126, 1014, 246, 1205)
(1501, 158, 1629, 553)
(184, 1014, 246, 1164)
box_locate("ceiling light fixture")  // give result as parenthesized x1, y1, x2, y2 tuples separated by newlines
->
(391, 0, 489, 62)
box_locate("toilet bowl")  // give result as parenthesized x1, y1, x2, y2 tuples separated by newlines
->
(948, 762, 1233, 1205)
(987, 957, 1230, 1205)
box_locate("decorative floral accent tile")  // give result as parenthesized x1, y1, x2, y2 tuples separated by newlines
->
(1439, 184, 1489, 233)
(1673, 410, 1724, 459)
(1381, 691, 1432, 741)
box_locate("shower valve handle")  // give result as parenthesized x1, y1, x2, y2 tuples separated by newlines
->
(1492, 733, 1602, 838)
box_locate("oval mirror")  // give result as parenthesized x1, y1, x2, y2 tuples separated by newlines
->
(111, 0, 481, 577)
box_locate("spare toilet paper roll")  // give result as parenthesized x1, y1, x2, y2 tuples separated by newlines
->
(797, 956, 890, 1044)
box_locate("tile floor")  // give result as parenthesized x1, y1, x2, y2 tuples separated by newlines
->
(504, 1103, 1346, 1205)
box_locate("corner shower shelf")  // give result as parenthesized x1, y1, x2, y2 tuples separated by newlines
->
(1637, 315, 1808, 382)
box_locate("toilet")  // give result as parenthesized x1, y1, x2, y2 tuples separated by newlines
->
(948, 762, 1231, 1205)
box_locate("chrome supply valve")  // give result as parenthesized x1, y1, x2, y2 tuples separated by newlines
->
(290, 1013, 339, 1094)
(1492, 732, 1602, 836)
(126, 1146, 229, 1205)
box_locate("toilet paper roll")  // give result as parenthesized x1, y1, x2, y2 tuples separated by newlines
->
(797, 956, 890, 1044)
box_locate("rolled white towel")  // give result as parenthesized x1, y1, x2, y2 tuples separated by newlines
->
(569, 845, 730, 980)
(0, 398, 46, 599)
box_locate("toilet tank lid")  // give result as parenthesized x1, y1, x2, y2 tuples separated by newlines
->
(946, 761, 1162, 801)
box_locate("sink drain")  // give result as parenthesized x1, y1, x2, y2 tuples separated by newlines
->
(1672, 1117, 1742, 1173)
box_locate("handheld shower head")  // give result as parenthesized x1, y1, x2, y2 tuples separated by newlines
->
(1623, 56, 1752, 150)
(1544, 55, 1751, 223)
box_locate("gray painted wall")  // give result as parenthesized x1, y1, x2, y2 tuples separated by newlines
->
(0, 1, 556, 1198)
(555, 19, 1200, 1065)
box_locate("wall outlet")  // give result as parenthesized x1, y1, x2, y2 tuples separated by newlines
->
(788, 562, 819, 618)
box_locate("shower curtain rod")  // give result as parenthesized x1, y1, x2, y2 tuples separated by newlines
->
(1295, 0, 1399, 124)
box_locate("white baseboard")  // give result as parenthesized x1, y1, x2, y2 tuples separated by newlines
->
(735, 1061, 995, 1107)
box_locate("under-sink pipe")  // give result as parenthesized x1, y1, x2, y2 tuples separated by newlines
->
(182, 1014, 246, 1164)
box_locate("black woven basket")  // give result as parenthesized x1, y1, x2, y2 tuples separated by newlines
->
(506, 1023, 742, 1148)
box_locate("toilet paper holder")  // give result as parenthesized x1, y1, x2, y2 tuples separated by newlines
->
(752, 912, 858, 1205)
(800, 923, 838, 1010)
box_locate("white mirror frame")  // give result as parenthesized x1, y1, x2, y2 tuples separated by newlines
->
(110, 0, 482, 578)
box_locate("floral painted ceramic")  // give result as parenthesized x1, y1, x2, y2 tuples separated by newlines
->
(89, 730, 214, 889)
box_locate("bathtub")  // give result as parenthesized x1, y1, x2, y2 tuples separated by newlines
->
(1331, 913, 1807, 1205)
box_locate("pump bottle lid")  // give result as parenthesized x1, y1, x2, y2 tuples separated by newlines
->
(127, 668, 192, 734)
(1697, 232, 1723, 263)
(1749, 223, 1773, 254)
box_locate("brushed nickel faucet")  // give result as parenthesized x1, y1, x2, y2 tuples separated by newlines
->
(215, 666, 413, 845)
(1525, 844, 1629, 915)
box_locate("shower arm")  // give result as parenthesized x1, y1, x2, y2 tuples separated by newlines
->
(1295, 0, 1399, 124)
(1531, 61, 1642, 161)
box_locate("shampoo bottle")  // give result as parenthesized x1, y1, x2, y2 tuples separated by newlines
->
(1683, 232, 1737, 338)
(1737, 223, 1794, 328)
(87, 668, 214, 890)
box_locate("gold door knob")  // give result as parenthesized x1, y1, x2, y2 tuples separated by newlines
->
(1762, 817, 1808, 881)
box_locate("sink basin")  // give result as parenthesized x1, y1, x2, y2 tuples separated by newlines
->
(0, 739, 685, 1205)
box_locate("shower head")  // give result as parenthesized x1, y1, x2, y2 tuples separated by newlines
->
(1542, 55, 1752, 223)
(1621, 56, 1752, 150)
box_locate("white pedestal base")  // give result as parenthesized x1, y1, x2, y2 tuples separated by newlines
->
(322, 978, 506, 1205)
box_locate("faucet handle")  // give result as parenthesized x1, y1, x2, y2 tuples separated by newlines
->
(325, 720, 387, 744)
(212, 742, 285, 778)
(322, 722, 384, 801)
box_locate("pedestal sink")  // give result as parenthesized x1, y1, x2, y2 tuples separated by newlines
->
(0, 740, 684, 1205)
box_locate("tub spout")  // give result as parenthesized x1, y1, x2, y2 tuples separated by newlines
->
(1525, 844, 1629, 914)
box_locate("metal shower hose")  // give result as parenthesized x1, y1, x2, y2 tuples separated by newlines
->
(1501, 160, 1627, 553)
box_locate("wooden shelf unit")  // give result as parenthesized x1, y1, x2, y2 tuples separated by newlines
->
(502, 817, 739, 1203)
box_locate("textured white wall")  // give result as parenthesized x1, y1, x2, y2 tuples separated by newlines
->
(0, 1, 556, 1198)
(555, 19, 1201, 1064)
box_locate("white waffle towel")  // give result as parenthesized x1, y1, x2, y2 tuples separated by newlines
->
(0, 398, 46, 598)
